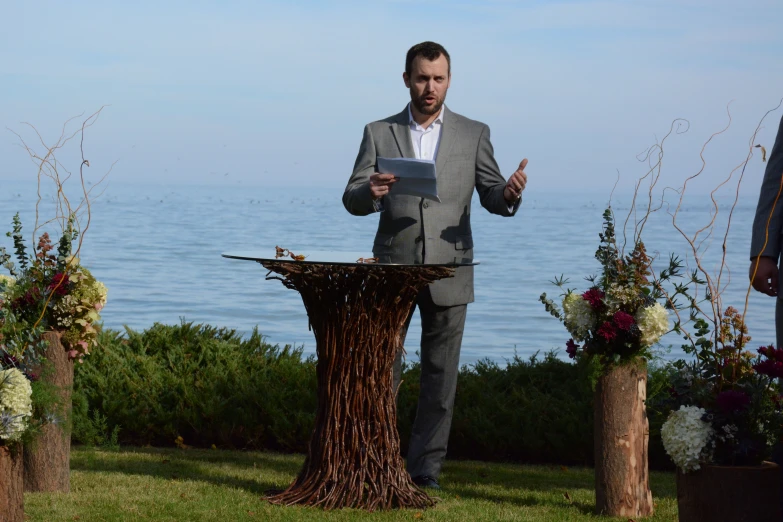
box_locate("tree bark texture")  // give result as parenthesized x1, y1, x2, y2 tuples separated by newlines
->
(594, 360, 654, 517)
(0, 445, 24, 522)
(677, 461, 781, 522)
(24, 330, 73, 493)
(261, 261, 454, 510)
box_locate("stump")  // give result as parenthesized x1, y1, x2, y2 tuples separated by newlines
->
(677, 461, 781, 522)
(261, 261, 454, 510)
(594, 360, 654, 517)
(0, 445, 24, 522)
(24, 330, 73, 493)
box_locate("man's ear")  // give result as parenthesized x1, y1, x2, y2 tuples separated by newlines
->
(403, 72, 411, 88)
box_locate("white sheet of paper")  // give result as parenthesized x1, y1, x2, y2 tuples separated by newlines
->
(377, 157, 440, 202)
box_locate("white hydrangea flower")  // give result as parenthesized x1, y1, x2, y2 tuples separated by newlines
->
(562, 292, 594, 342)
(661, 405, 713, 473)
(0, 274, 14, 298)
(94, 280, 108, 308)
(0, 368, 33, 442)
(636, 302, 669, 346)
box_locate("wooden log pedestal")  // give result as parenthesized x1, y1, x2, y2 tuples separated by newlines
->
(677, 461, 781, 522)
(24, 330, 74, 493)
(259, 259, 455, 511)
(0, 445, 24, 522)
(593, 360, 654, 518)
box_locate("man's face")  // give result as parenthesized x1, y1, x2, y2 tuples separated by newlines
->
(404, 54, 450, 116)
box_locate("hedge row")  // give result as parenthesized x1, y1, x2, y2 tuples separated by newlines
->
(72, 321, 674, 469)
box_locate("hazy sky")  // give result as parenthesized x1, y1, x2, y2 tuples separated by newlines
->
(1, 0, 782, 194)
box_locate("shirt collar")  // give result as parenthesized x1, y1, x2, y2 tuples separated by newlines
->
(407, 103, 445, 129)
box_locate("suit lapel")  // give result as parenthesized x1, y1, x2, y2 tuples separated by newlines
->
(390, 108, 415, 159)
(435, 106, 457, 177)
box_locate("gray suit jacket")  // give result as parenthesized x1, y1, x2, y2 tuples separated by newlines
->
(343, 105, 520, 307)
(751, 115, 783, 273)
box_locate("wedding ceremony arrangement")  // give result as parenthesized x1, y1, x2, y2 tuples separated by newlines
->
(1, 104, 782, 522)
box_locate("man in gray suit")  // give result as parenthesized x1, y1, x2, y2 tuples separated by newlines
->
(750, 114, 783, 349)
(342, 41, 528, 489)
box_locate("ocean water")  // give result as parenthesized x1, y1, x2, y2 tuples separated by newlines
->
(0, 180, 776, 367)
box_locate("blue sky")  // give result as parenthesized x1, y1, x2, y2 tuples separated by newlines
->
(1, 0, 782, 194)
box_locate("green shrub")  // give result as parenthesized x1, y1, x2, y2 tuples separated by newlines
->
(73, 322, 676, 469)
(73, 321, 317, 451)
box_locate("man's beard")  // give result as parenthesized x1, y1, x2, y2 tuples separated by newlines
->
(411, 89, 446, 116)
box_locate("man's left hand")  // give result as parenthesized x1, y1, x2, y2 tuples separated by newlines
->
(504, 159, 528, 203)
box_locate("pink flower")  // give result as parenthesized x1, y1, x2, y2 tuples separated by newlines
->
(581, 288, 605, 310)
(597, 321, 617, 342)
(613, 311, 635, 331)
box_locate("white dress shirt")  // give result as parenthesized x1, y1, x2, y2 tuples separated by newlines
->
(408, 103, 444, 162)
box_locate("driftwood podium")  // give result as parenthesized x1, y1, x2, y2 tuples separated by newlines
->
(223, 250, 472, 511)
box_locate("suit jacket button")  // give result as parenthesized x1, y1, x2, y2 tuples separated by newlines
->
(423, 201, 429, 208)
(415, 236, 423, 243)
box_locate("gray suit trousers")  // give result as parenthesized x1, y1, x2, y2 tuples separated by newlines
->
(392, 286, 467, 480)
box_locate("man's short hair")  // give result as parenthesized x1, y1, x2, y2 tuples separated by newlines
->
(405, 42, 451, 76)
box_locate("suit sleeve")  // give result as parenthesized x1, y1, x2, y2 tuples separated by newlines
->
(342, 124, 379, 216)
(475, 125, 519, 217)
(750, 115, 783, 260)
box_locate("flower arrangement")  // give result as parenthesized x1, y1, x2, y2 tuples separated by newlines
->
(0, 214, 107, 362)
(655, 308, 783, 471)
(541, 208, 680, 370)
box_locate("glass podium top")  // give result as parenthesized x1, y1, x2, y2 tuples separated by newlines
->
(222, 250, 478, 268)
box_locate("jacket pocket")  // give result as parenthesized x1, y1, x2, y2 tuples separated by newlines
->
(455, 235, 473, 250)
(374, 233, 394, 251)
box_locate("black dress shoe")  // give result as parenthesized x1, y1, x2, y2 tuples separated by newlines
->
(412, 475, 440, 490)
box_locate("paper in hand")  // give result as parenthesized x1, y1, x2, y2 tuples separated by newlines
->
(377, 157, 440, 202)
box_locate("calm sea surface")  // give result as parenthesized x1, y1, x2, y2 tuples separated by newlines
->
(0, 180, 775, 367)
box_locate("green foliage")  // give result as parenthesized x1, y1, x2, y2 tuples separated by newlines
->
(74, 323, 676, 469)
(444, 351, 594, 465)
(74, 321, 317, 451)
(72, 392, 120, 450)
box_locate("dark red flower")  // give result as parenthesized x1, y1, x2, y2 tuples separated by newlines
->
(11, 288, 41, 312)
(566, 339, 580, 359)
(48, 272, 69, 296)
(1, 352, 17, 367)
(758, 345, 783, 363)
(754, 359, 783, 379)
(613, 311, 635, 331)
(755, 345, 783, 378)
(582, 288, 605, 310)
(716, 390, 751, 413)
(597, 321, 617, 342)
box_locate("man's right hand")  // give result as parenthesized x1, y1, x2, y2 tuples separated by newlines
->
(750, 256, 779, 297)
(369, 173, 397, 200)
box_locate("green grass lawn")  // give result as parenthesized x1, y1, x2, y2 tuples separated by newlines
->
(24, 447, 678, 521)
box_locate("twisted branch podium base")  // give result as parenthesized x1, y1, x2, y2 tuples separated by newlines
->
(261, 261, 454, 511)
